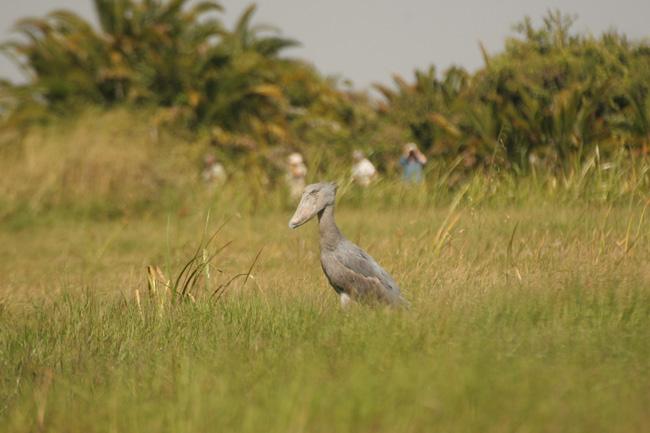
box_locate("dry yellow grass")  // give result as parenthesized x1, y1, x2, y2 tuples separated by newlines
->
(0, 111, 649, 433)
(0, 109, 205, 215)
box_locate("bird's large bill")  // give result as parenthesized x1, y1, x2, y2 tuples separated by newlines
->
(288, 193, 318, 229)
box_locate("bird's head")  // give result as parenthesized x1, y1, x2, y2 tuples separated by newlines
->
(288, 182, 338, 229)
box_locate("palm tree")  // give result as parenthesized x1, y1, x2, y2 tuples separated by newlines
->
(1, 1, 225, 107)
(0, 1, 303, 135)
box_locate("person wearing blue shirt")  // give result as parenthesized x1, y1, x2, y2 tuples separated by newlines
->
(399, 142, 427, 182)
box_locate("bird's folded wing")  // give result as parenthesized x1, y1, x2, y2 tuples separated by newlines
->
(332, 241, 401, 301)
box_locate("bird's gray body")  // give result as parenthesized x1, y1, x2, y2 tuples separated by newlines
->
(289, 182, 405, 306)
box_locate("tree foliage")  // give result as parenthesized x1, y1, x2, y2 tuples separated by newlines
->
(376, 11, 650, 169)
(2, 7, 650, 171)
(0, 0, 361, 151)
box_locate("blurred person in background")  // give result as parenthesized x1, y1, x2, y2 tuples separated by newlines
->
(286, 152, 307, 200)
(400, 142, 427, 183)
(351, 150, 377, 187)
(202, 154, 227, 185)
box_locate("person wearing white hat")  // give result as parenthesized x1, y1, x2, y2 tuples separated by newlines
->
(286, 152, 307, 200)
(351, 150, 377, 187)
(400, 142, 427, 183)
(201, 154, 227, 185)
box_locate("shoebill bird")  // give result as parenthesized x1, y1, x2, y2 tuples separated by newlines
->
(289, 182, 406, 307)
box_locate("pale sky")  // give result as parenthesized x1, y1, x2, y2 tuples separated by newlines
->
(1, 0, 649, 89)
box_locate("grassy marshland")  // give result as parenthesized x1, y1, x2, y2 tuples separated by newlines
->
(1, 199, 648, 433)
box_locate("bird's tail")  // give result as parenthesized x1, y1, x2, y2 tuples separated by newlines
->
(397, 295, 411, 309)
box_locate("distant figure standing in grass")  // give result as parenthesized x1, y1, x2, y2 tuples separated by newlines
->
(286, 152, 307, 200)
(400, 142, 427, 183)
(202, 154, 227, 185)
(351, 150, 377, 187)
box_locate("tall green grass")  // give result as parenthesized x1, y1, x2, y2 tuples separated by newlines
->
(1, 283, 648, 433)
(1, 195, 649, 432)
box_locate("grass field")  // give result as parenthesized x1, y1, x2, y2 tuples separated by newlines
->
(1, 192, 649, 432)
(1, 4, 650, 430)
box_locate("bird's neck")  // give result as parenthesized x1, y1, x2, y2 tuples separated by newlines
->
(318, 205, 342, 250)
